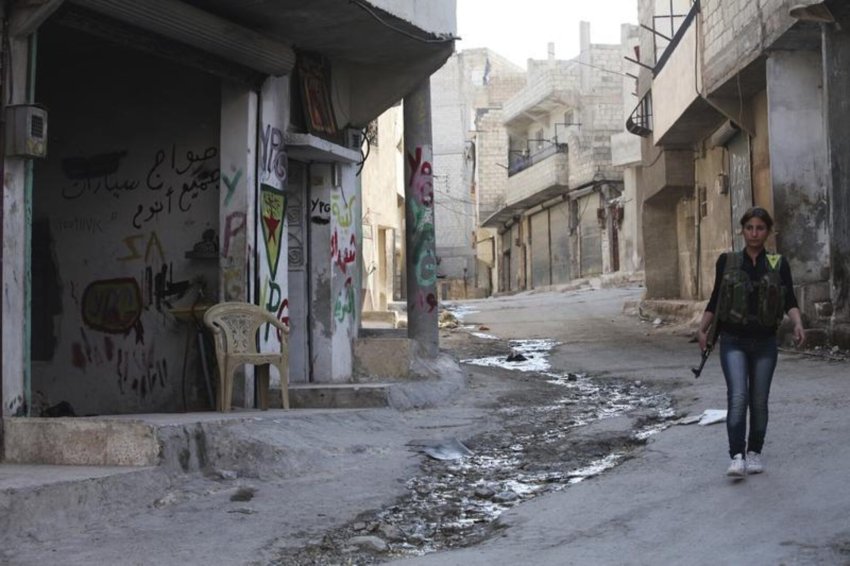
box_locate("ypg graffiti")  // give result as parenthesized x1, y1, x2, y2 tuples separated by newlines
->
(260, 184, 287, 278)
(81, 278, 143, 334)
(222, 168, 242, 207)
(407, 146, 438, 311)
(260, 124, 287, 184)
(311, 197, 331, 224)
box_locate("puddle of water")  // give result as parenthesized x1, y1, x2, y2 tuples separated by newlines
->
(443, 304, 479, 320)
(462, 338, 559, 373)
(283, 334, 676, 564)
(470, 332, 498, 340)
(567, 453, 624, 484)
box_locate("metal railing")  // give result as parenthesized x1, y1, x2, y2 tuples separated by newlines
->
(508, 143, 568, 177)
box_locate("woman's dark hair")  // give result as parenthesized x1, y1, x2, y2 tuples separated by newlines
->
(740, 206, 774, 231)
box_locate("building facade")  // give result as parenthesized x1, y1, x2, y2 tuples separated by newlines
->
(632, 0, 850, 346)
(1, 0, 455, 419)
(483, 23, 639, 293)
(429, 49, 526, 299)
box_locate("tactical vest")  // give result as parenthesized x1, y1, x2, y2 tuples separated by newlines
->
(716, 251, 785, 327)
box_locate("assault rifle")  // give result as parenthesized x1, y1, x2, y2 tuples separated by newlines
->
(692, 316, 718, 378)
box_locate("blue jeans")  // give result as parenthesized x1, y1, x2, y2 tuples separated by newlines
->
(719, 333, 778, 458)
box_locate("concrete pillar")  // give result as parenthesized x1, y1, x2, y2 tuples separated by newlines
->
(823, 28, 850, 323)
(256, 76, 290, 391)
(310, 163, 357, 382)
(2, 35, 33, 417)
(404, 80, 439, 357)
(643, 193, 681, 299)
(766, 50, 830, 320)
(219, 83, 258, 406)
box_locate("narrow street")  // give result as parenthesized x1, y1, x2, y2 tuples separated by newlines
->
(3, 285, 849, 565)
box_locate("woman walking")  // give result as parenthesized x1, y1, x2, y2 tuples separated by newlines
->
(697, 207, 805, 477)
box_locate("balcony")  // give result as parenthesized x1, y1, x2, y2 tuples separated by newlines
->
(507, 143, 569, 206)
(481, 144, 569, 228)
(502, 71, 580, 129)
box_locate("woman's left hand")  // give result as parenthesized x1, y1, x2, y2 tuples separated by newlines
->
(788, 308, 806, 348)
(793, 323, 806, 348)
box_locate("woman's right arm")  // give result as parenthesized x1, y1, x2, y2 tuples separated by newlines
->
(699, 254, 725, 351)
(697, 311, 715, 351)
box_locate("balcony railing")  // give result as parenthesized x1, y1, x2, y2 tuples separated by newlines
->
(508, 143, 568, 177)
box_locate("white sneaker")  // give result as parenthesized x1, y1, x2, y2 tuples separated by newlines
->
(727, 454, 747, 477)
(746, 451, 764, 474)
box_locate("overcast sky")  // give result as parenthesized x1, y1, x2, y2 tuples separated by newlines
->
(456, 0, 639, 67)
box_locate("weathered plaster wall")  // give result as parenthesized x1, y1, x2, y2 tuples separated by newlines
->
(310, 163, 358, 382)
(256, 77, 290, 388)
(360, 105, 403, 312)
(767, 49, 831, 317)
(824, 27, 850, 326)
(701, 0, 797, 94)
(1, 34, 30, 417)
(32, 31, 221, 414)
(694, 145, 731, 299)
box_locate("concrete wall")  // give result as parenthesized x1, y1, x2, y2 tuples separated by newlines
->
(551, 200, 572, 284)
(310, 164, 358, 382)
(2, 33, 31, 417)
(767, 49, 831, 316)
(430, 49, 525, 296)
(824, 27, 850, 327)
(219, 84, 258, 405)
(530, 210, 550, 288)
(286, 162, 310, 383)
(256, 77, 290, 387)
(32, 29, 221, 414)
(619, 167, 643, 273)
(368, 0, 457, 36)
(694, 145, 732, 299)
(360, 106, 404, 312)
(653, 22, 700, 143)
(701, 0, 797, 93)
(578, 192, 603, 277)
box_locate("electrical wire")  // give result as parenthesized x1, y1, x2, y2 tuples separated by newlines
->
(349, 0, 458, 44)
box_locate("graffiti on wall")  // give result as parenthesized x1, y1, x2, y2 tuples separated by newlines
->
(221, 211, 247, 301)
(330, 186, 357, 322)
(259, 279, 289, 342)
(222, 211, 247, 259)
(117, 231, 166, 264)
(407, 146, 437, 312)
(60, 151, 136, 199)
(287, 191, 304, 269)
(115, 343, 168, 399)
(222, 168, 242, 207)
(331, 230, 357, 275)
(260, 124, 287, 184)
(144, 263, 191, 311)
(311, 197, 331, 225)
(81, 278, 143, 335)
(260, 184, 287, 278)
(334, 277, 355, 322)
(59, 146, 220, 229)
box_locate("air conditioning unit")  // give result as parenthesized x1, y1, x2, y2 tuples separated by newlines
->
(344, 127, 364, 150)
(6, 104, 48, 158)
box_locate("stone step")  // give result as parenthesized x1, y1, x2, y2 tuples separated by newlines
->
(2, 417, 160, 467)
(288, 383, 391, 409)
(353, 335, 412, 380)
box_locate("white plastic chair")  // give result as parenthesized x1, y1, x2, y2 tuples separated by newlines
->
(203, 302, 289, 411)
